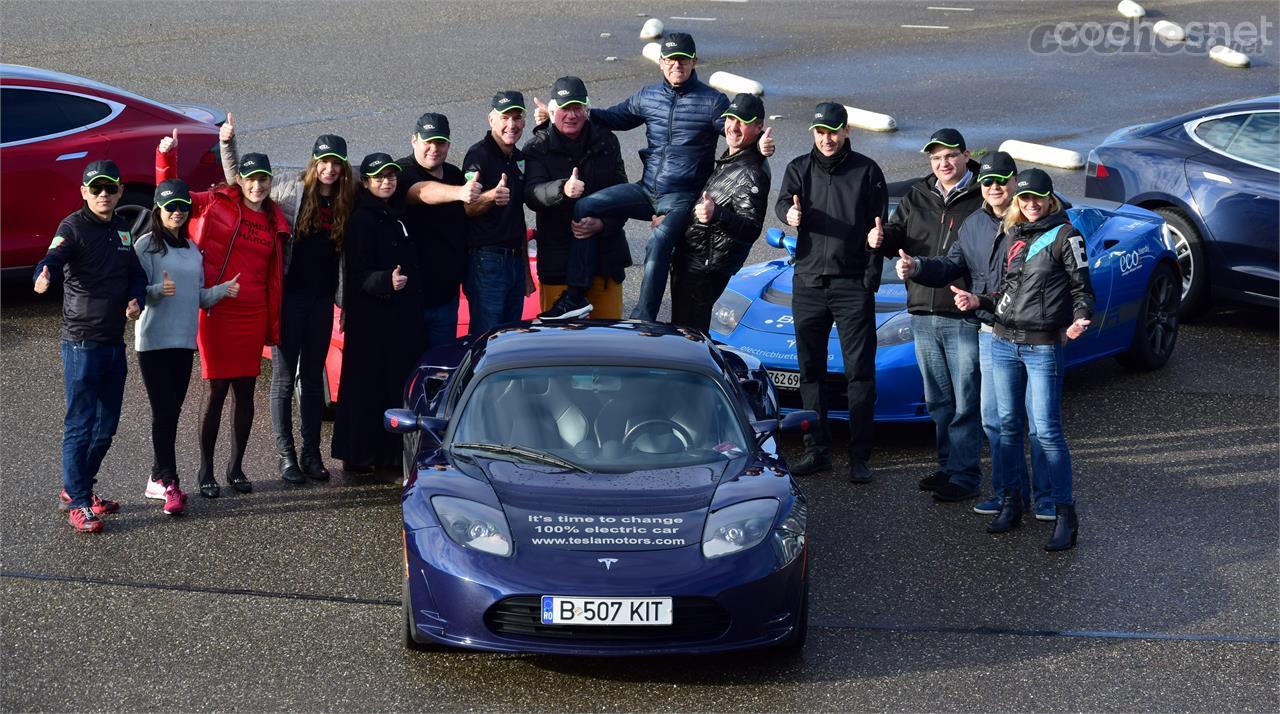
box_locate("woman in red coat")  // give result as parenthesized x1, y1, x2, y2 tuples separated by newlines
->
(157, 130, 288, 497)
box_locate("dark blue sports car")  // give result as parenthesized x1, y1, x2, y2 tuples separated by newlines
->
(1085, 95, 1279, 317)
(385, 322, 814, 654)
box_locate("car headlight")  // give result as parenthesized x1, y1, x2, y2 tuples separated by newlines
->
(876, 312, 913, 347)
(710, 289, 752, 335)
(702, 498, 779, 559)
(771, 498, 807, 567)
(430, 496, 513, 557)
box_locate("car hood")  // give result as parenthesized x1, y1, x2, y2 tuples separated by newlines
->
(731, 262, 907, 333)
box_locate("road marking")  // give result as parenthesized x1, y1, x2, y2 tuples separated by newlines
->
(670, 16, 716, 21)
(928, 6, 974, 10)
(708, 0, 747, 3)
(900, 24, 950, 29)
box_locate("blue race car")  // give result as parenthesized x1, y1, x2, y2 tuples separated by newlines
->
(709, 197, 1181, 422)
(1084, 95, 1279, 318)
(385, 322, 815, 654)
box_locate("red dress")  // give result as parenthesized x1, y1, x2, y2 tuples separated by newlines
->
(196, 205, 275, 378)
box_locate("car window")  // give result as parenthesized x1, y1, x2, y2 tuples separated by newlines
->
(1225, 112, 1280, 170)
(1, 87, 112, 144)
(452, 366, 749, 473)
(1193, 115, 1247, 151)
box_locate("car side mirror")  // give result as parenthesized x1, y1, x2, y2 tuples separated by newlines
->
(384, 409, 448, 436)
(779, 410, 818, 434)
(765, 226, 786, 248)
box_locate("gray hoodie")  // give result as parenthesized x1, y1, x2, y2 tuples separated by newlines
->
(133, 231, 233, 351)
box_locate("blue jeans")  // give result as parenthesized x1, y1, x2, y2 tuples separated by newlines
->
(912, 314, 982, 490)
(990, 336, 1074, 505)
(979, 329, 1050, 504)
(423, 297, 460, 349)
(574, 182, 697, 321)
(61, 339, 128, 508)
(464, 249, 525, 337)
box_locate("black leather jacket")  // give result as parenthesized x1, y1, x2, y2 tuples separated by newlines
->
(673, 142, 771, 276)
(980, 211, 1094, 342)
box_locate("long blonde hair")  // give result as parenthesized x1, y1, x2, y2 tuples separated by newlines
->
(296, 157, 355, 251)
(1003, 194, 1063, 232)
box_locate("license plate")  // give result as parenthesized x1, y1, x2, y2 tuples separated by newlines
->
(540, 596, 673, 625)
(767, 369, 800, 390)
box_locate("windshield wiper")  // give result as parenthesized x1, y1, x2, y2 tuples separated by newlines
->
(449, 442, 586, 472)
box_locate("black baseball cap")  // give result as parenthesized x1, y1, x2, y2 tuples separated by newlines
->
(154, 179, 192, 208)
(977, 151, 1017, 181)
(551, 76, 589, 108)
(922, 128, 967, 153)
(661, 32, 696, 59)
(82, 159, 120, 186)
(809, 102, 847, 131)
(414, 112, 451, 142)
(1013, 168, 1054, 197)
(722, 93, 764, 124)
(238, 153, 273, 178)
(491, 90, 526, 114)
(312, 134, 348, 161)
(360, 152, 401, 176)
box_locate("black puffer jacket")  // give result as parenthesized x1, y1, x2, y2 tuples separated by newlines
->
(980, 211, 1094, 342)
(523, 121, 631, 284)
(673, 142, 771, 276)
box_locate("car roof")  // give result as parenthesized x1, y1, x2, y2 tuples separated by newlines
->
(1143, 94, 1280, 134)
(470, 321, 725, 377)
(1, 63, 181, 116)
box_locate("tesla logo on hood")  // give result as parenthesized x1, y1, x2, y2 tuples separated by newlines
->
(597, 558, 619, 570)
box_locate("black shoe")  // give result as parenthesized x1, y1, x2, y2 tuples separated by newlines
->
(198, 468, 220, 499)
(848, 460, 873, 484)
(789, 451, 832, 477)
(301, 452, 331, 481)
(932, 482, 980, 502)
(279, 449, 306, 484)
(538, 292, 593, 320)
(226, 467, 253, 493)
(1044, 503, 1079, 552)
(918, 471, 950, 491)
(987, 493, 1024, 534)
(343, 460, 376, 476)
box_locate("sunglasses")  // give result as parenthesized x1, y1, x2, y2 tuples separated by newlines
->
(980, 177, 1010, 187)
(159, 201, 192, 212)
(87, 182, 120, 195)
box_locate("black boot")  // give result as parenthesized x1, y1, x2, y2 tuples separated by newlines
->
(789, 450, 832, 477)
(986, 493, 1023, 534)
(300, 450, 331, 481)
(1044, 503, 1078, 552)
(279, 448, 306, 484)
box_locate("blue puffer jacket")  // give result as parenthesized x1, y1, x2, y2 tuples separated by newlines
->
(591, 70, 729, 196)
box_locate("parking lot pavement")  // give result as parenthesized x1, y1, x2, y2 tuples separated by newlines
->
(3, 1, 1278, 710)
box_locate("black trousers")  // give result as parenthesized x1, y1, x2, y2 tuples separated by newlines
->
(791, 275, 877, 463)
(136, 348, 194, 485)
(270, 291, 334, 457)
(669, 268, 732, 333)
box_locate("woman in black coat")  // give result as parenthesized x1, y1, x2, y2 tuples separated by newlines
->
(331, 154, 426, 473)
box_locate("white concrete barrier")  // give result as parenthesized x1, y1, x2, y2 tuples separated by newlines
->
(709, 71, 764, 97)
(842, 105, 897, 132)
(1210, 44, 1250, 68)
(1153, 20, 1185, 42)
(642, 42, 662, 63)
(999, 140, 1085, 170)
(1117, 0, 1145, 19)
(640, 18, 664, 40)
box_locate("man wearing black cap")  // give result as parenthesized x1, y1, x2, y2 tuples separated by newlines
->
(670, 93, 771, 332)
(395, 112, 482, 346)
(869, 128, 986, 503)
(524, 76, 631, 320)
(33, 159, 147, 533)
(462, 91, 534, 336)
(776, 103, 888, 483)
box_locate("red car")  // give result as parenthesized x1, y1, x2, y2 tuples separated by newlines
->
(1, 64, 228, 270)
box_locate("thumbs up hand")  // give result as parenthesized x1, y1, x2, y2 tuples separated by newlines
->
(34, 265, 51, 294)
(224, 273, 241, 298)
(459, 171, 482, 204)
(159, 128, 178, 154)
(161, 270, 176, 296)
(867, 216, 885, 250)
(694, 192, 716, 224)
(492, 173, 510, 206)
(219, 112, 235, 143)
(759, 126, 775, 157)
(786, 194, 802, 227)
(896, 249, 918, 280)
(533, 97, 550, 125)
(950, 285, 978, 311)
(125, 298, 142, 320)
(391, 264, 408, 291)
(563, 167, 585, 199)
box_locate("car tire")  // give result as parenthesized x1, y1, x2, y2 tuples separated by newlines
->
(775, 573, 809, 653)
(402, 578, 441, 652)
(1117, 261, 1180, 371)
(1154, 207, 1207, 320)
(117, 189, 153, 237)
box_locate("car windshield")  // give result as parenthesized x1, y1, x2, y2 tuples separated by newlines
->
(452, 366, 750, 473)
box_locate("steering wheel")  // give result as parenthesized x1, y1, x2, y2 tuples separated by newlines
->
(622, 419, 693, 451)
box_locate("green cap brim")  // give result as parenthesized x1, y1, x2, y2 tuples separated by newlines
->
(922, 140, 962, 153)
(83, 176, 121, 186)
(978, 171, 1014, 182)
(313, 152, 347, 161)
(494, 105, 526, 114)
(721, 112, 760, 124)
(240, 169, 273, 178)
(365, 162, 402, 176)
(556, 99, 588, 108)
(157, 198, 193, 209)
(809, 122, 845, 131)
(416, 133, 450, 142)
(1014, 188, 1052, 197)
(661, 52, 696, 59)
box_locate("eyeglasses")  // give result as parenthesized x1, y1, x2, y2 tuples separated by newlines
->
(159, 201, 191, 212)
(368, 174, 397, 183)
(980, 177, 1010, 187)
(87, 183, 120, 195)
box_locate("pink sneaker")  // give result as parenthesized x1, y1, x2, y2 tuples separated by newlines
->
(59, 490, 120, 515)
(144, 477, 166, 500)
(162, 483, 187, 516)
(68, 506, 103, 533)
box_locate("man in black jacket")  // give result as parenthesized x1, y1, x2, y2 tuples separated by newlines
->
(776, 103, 888, 483)
(33, 159, 146, 533)
(670, 93, 771, 332)
(870, 128, 986, 502)
(525, 76, 631, 320)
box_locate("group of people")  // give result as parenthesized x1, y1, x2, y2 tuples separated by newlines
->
(33, 31, 1088, 550)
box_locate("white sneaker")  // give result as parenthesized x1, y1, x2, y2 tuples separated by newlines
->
(144, 477, 167, 500)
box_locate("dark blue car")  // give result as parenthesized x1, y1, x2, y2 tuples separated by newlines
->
(385, 322, 813, 654)
(1085, 95, 1279, 317)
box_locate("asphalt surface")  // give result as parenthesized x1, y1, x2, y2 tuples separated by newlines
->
(2, 1, 1278, 711)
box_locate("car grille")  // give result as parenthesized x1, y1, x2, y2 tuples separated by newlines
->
(485, 596, 731, 642)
